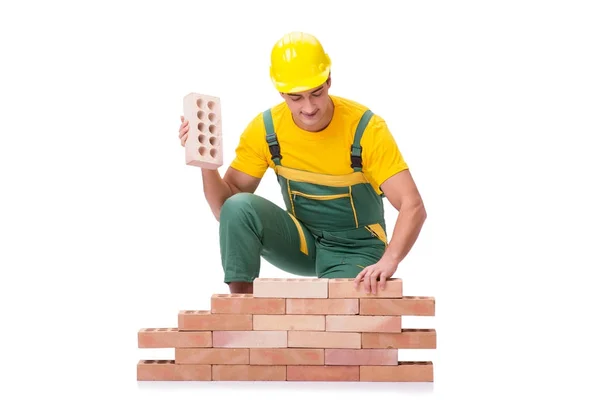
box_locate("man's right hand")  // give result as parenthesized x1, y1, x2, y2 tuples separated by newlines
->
(179, 116, 189, 146)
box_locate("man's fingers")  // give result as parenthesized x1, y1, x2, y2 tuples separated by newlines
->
(378, 272, 389, 291)
(370, 272, 378, 294)
(363, 270, 373, 293)
(353, 271, 365, 288)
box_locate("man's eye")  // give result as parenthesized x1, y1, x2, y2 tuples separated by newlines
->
(312, 92, 322, 97)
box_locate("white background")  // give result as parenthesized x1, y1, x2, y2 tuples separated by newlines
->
(1, 0, 599, 398)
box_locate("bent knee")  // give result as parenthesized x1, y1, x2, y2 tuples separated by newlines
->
(220, 192, 259, 220)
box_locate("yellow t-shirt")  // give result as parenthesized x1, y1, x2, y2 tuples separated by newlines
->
(230, 95, 408, 195)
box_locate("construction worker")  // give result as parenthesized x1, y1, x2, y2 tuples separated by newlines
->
(178, 32, 427, 295)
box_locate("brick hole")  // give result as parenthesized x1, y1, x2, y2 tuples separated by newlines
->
(198, 122, 205, 132)
(184, 310, 195, 314)
(209, 136, 217, 146)
(208, 113, 216, 122)
(198, 134, 206, 144)
(210, 148, 217, 158)
(196, 99, 203, 108)
(157, 360, 170, 364)
(199, 146, 206, 156)
(207, 101, 215, 110)
(197, 110, 204, 120)
(143, 360, 155, 364)
(209, 124, 216, 134)
(144, 328, 156, 332)
(158, 328, 168, 331)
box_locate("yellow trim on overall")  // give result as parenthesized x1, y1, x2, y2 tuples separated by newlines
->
(348, 186, 359, 228)
(291, 191, 349, 201)
(275, 165, 368, 187)
(366, 223, 388, 247)
(288, 213, 308, 255)
(287, 179, 296, 216)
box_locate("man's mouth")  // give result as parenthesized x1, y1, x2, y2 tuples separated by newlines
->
(302, 110, 318, 118)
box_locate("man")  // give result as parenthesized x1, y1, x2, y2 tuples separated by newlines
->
(178, 32, 427, 295)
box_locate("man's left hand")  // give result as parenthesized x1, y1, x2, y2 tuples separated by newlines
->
(353, 259, 398, 294)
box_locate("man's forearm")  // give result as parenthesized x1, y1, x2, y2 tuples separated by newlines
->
(201, 169, 236, 221)
(380, 202, 427, 266)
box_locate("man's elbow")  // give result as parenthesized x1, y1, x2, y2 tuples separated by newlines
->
(411, 198, 427, 224)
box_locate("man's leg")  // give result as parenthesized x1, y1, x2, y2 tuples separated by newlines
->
(219, 193, 317, 293)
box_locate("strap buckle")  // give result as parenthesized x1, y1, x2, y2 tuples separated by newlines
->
(350, 144, 362, 168)
(269, 144, 282, 161)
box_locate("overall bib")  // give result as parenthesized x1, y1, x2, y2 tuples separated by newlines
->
(218, 109, 389, 283)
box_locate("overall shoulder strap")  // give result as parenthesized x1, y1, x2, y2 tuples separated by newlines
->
(350, 109, 374, 172)
(262, 109, 282, 165)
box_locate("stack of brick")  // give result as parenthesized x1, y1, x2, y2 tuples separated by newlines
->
(137, 277, 436, 382)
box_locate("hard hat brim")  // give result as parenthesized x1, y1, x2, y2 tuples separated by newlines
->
(272, 68, 330, 94)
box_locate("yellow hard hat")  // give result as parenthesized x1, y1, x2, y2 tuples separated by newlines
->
(269, 32, 331, 93)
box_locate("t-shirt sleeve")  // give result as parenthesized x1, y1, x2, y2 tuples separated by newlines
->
(361, 115, 409, 194)
(229, 113, 269, 179)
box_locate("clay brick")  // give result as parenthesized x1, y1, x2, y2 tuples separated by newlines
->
(253, 315, 325, 331)
(212, 365, 286, 381)
(175, 348, 249, 364)
(211, 294, 285, 314)
(178, 310, 252, 331)
(362, 329, 436, 349)
(359, 296, 435, 316)
(286, 298, 358, 315)
(137, 360, 211, 381)
(288, 331, 361, 349)
(138, 328, 211, 348)
(324, 349, 398, 365)
(250, 348, 324, 365)
(287, 365, 359, 381)
(253, 278, 328, 298)
(326, 315, 402, 332)
(213, 330, 287, 348)
(183, 92, 223, 169)
(328, 278, 403, 298)
(360, 361, 434, 382)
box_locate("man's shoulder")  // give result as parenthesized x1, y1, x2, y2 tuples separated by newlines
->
(331, 95, 387, 131)
(332, 95, 370, 114)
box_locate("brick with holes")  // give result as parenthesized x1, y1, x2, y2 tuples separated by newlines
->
(178, 310, 252, 331)
(138, 328, 211, 348)
(137, 360, 211, 381)
(210, 294, 285, 314)
(183, 92, 223, 169)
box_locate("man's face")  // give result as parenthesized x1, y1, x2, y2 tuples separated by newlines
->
(281, 78, 332, 132)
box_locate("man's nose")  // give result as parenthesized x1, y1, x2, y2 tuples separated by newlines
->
(302, 98, 316, 112)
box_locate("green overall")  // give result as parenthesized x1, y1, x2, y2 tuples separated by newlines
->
(218, 109, 388, 283)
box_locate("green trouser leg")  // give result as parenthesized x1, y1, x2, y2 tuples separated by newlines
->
(315, 230, 387, 279)
(219, 193, 317, 283)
